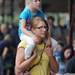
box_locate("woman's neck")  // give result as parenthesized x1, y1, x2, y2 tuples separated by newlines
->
(37, 37, 44, 44)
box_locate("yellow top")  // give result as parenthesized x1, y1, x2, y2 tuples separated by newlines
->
(18, 41, 50, 75)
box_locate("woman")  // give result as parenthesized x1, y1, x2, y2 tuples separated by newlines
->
(15, 16, 58, 75)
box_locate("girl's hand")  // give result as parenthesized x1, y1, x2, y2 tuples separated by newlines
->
(32, 35, 39, 44)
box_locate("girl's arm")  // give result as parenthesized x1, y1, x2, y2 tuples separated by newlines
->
(20, 19, 34, 37)
(20, 19, 39, 43)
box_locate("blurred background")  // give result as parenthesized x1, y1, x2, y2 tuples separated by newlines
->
(0, 0, 75, 75)
(0, 0, 69, 24)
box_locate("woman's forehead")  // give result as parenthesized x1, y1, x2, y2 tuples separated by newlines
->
(32, 19, 45, 26)
(32, 17, 42, 22)
(35, 21, 45, 27)
(38, 21, 45, 26)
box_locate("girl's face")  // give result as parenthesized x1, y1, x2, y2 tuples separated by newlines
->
(32, 0, 41, 10)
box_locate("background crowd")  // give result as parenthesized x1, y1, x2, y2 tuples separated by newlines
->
(0, 0, 75, 75)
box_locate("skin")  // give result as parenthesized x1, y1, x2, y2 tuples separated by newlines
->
(64, 49, 72, 59)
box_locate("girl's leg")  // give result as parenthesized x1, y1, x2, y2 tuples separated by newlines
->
(20, 33, 35, 59)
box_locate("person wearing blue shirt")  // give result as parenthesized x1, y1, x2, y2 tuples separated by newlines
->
(18, 0, 45, 59)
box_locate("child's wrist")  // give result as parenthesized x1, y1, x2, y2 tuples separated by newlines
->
(30, 34, 34, 38)
(31, 34, 35, 38)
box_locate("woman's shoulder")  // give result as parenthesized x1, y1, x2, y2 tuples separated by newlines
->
(17, 41, 26, 49)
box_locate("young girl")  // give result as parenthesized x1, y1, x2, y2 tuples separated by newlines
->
(18, 0, 45, 59)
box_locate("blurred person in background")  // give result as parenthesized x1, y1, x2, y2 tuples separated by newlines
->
(63, 46, 74, 61)
(65, 56, 75, 73)
(47, 16, 62, 42)
(61, 45, 74, 74)
(0, 23, 18, 75)
(53, 42, 64, 75)
(72, 39, 75, 55)
(0, 24, 10, 75)
(54, 42, 64, 63)
(47, 15, 69, 46)
(56, 45, 74, 75)
(9, 23, 20, 48)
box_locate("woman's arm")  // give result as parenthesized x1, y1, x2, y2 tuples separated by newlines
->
(15, 47, 36, 73)
(44, 46, 58, 73)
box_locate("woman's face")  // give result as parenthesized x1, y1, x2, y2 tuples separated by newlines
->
(32, 20, 47, 39)
(64, 49, 72, 59)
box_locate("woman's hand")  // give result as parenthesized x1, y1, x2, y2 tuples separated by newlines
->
(44, 46, 53, 58)
(44, 46, 58, 73)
